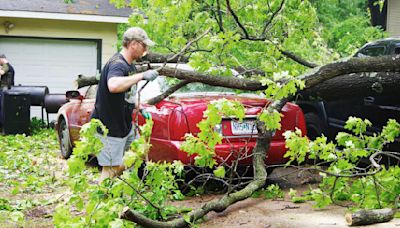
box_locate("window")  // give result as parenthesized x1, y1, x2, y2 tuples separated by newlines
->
(395, 47, 400, 54)
(358, 46, 386, 57)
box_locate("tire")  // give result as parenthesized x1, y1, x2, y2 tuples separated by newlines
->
(58, 118, 73, 159)
(304, 112, 325, 140)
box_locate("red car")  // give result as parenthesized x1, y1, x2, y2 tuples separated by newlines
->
(55, 79, 306, 166)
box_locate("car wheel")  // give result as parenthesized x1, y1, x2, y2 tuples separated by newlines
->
(304, 112, 324, 140)
(58, 118, 73, 159)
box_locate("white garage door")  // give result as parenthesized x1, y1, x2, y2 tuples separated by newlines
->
(0, 37, 99, 120)
(0, 37, 99, 93)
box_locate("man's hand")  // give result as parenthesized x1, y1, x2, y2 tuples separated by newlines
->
(140, 109, 152, 120)
(142, 70, 159, 81)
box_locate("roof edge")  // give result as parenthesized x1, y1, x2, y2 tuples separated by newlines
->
(0, 10, 129, 23)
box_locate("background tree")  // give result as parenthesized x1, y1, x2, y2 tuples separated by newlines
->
(309, 0, 386, 56)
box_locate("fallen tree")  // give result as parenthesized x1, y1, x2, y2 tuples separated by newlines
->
(62, 1, 400, 227)
(73, 54, 400, 227)
(76, 55, 400, 101)
(300, 72, 400, 101)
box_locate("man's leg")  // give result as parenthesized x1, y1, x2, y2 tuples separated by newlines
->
(121, 127, 137, 171)
(97, 135, 125, 182)
(98, 128, 135, 182)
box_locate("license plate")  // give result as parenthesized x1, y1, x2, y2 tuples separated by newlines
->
(231, 120, 258, 135)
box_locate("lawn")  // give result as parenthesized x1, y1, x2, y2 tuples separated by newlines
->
(0, 128, 97, 226)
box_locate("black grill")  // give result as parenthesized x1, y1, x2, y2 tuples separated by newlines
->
(9, 86, 49, 106)
(1, 90, 31, 134)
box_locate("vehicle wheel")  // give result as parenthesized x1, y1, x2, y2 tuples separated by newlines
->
(304, 112, 325, 140)
(58, 118, 73, 159)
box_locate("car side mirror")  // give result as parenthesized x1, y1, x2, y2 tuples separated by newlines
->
(66, 90, 84, 100)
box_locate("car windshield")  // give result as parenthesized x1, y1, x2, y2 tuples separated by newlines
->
(137, 76, 237, 102)
(176, 82, 235, 93)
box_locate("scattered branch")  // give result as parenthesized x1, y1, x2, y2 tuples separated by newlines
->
(116, 176, 163, 217)
(345, 208, 395, 226)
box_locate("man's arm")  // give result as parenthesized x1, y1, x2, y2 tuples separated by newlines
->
(108, 73, 144, 93)
(108, 70, 159, 93)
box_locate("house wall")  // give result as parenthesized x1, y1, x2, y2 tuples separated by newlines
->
(0, 17, 119, 67)
(387, 0, 400, 36)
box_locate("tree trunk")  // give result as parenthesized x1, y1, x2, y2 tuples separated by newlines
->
(76, 55, 400, 93)
(345, 208, 394, 226)
(299, 72, 400, 101)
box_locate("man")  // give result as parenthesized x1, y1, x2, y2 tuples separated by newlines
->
(91, 27, 159, 181)
(0, 54, 15, 127)
(0, 54, 15, 89)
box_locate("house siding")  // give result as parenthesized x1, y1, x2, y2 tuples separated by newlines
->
(388, 0, 400, 36)
(0, 17, 118, 67)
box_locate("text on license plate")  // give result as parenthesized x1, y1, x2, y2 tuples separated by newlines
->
(231, 120, 258, 135)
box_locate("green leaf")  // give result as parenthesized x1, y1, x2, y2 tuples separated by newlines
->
(291, 196, 307, 203)
(259, 109, 282, 131)
(213, 166, 226, 178)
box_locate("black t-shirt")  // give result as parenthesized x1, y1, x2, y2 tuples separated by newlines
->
(91, 53, 136, 137)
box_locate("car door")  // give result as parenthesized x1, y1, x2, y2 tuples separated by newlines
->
(357, 43, 400, 132)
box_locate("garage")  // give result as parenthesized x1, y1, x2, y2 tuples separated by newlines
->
(0, 0, 131, 122)
(0, 37, 101, 120)
(0, 37, 100, 93)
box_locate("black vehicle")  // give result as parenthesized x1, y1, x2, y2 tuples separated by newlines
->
(296, 38, 400, 150)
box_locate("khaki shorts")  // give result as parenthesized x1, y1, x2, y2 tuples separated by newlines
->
(96, 127, 137, 166)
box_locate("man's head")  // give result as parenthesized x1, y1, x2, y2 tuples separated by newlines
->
(0, 54, 7, 64)
(122, 27, 155, 60)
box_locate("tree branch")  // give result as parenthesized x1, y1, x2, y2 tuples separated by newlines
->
(300, 55, 400, 88)
(147, 80, 191, 105)
(279, 49, 318, 68)
(226, 0, 249, 38)
(261, 0, 285, 37)
(166, 28, 212, 63)
(216, 0, 224, 32)
(140, 52, 190, 63)
(157, 66, 263, 90)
